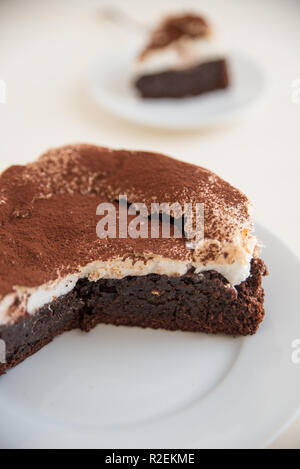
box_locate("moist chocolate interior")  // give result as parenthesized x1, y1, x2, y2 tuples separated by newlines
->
(0, 259, 267, 375)
(135, 60, 229, 99)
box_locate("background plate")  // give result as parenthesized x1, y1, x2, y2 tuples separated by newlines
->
(90, 50, 266, 129)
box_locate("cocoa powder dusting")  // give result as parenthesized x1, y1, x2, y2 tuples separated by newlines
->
(139, 13, 210, 59)
(0, 144, 252, 296)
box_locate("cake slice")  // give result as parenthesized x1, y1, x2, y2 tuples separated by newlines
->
(134, 12, 229, 98)
(0, 144, 267, 375)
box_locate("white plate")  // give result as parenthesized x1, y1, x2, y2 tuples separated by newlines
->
(0, 223, 299, 449)
(90, 50, 266, 129)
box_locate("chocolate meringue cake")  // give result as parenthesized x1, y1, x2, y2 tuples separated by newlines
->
(134, 12, 229, 99)
(0, 144, 267, 375)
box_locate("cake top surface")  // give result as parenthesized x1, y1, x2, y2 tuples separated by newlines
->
(139, 12, 210, 60)
(0, 144, 254, 297)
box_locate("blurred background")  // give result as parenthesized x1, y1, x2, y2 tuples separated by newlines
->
(0, 0, 299, 448)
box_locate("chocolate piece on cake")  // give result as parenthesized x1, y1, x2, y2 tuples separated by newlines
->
(0, 144, 267, 375)
(134, 12, 229, 98)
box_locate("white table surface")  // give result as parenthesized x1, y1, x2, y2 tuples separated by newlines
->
(0, 0, 299, 449)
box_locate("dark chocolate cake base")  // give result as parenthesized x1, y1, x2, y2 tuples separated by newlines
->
(0, 258, 266, 375)
(135, 59, 229, 99)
